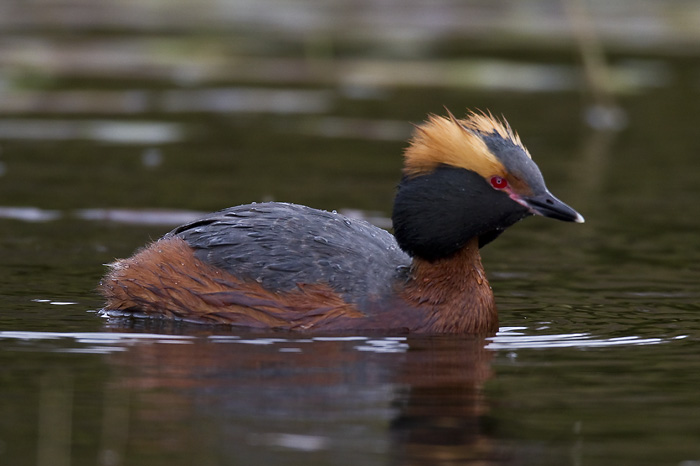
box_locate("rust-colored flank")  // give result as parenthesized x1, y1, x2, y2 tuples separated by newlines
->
(100, 237, 366, 330)
(100, 236, 496, 333)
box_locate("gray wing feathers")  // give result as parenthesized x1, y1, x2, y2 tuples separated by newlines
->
(165, 203, 410, 302)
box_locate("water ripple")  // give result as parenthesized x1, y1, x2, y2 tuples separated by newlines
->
(487, 326, 686, 350)
(1, 328, 683, 354)
(0, 331, 410, 355)
(0, 331, 195, 354)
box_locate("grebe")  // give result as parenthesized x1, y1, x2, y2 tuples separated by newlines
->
(99, 110, 584, 333)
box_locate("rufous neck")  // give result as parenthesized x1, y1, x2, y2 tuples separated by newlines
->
(403, 238, 497, 333)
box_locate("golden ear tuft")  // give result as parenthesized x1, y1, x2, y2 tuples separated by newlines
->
(403, 109, 528, 179)
(459, 109, 530, 158)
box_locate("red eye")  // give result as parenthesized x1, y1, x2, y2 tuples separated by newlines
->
(490, 176, 508, 190)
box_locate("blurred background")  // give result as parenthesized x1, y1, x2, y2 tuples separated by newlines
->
(2, 1, 700, 465)
(1, 0, 698, 215)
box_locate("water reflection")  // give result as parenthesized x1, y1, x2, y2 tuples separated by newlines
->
(0, 206, 61, 222)
(107, 334, 494, 465)
(0, 119, 182, 143)
(1, 330, 493, 465)
(0, 206, 394, 229)
(2, 327, 684, 465)
(75, 208, 205, 226)
(161, 88, 332, 114)
(387, 337, 494, 465)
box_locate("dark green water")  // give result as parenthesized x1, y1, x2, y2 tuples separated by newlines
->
(2, 2, 700, 465)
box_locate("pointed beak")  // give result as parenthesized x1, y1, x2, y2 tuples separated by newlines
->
(521, 191, 585, 223)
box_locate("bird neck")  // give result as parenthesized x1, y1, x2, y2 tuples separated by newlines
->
(402, 237, 497, 333)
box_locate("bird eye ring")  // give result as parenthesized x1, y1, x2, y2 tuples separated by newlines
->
(490, 176, 508, 190)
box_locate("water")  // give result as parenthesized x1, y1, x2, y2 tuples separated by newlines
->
(2, 1, 700, 465)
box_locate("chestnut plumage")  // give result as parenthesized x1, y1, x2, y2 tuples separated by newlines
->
(99, 110, 583, 333)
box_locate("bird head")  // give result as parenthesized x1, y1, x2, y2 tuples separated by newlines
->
(392, 109, 584, 261)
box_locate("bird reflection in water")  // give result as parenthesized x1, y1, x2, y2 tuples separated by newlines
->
(100, 327, 499, 465)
